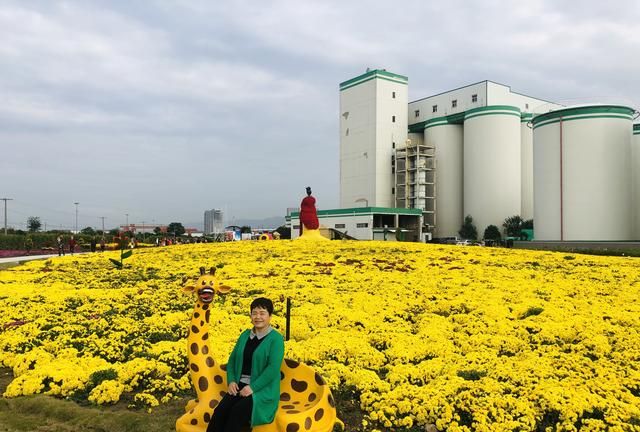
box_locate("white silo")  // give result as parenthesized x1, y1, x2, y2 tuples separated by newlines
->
(424, 117, 463, 238)
(520, 113, 534, 220)
(463, 106, 522, 237)
(633, 123, 640, 239)
(533, 105, 636, 241)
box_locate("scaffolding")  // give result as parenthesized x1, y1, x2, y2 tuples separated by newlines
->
(394, 139, 436, 233)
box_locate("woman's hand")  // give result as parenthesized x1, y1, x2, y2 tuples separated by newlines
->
(228, 382, 239, 396)
(239, 385, 253, 397)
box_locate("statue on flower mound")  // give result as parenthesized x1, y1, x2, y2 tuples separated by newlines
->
(176, 267, 341, 432)
(298, 187, 327, 240)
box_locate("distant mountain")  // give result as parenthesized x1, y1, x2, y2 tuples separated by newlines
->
(183, 216, 286, 231)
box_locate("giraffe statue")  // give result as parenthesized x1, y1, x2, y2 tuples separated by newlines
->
(176, 267, 342, 432)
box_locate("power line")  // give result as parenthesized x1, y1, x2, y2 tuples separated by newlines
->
(1, 198, 13, 235)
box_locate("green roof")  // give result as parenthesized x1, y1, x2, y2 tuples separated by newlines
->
(339, 69, 408, 91)
(532, 105, 635, 129)
(288, 207, 422, 218)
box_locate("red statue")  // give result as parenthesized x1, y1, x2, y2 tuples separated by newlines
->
(299, 186, 319, 235)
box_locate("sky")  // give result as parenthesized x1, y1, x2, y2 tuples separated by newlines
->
(1, 0, 639, 230)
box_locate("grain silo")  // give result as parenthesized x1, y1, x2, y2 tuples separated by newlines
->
(633, 123, 640, 239)
(463, 105, 521, 236)
(533, 105, 635, 241)
(520, 113, 534, 220)
(424, 117, 463, 238)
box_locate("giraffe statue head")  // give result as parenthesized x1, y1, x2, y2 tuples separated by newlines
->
(182, 266, 231, 303)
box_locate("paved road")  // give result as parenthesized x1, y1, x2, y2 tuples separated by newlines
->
(0, 253, 74, 264)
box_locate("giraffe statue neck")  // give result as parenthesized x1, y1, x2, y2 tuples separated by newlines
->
(187, 301, 226, 401)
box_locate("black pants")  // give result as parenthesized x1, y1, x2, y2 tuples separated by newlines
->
(207, 385, 253, 432)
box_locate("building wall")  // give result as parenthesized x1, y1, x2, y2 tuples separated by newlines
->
(340, 70, 408, 209)
(409, 82, 487, 124)
(290, 213, 374, 240)
(633, 125, 640, 239)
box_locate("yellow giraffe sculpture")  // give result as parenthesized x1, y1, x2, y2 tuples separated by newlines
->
(176, 267, 341, 432)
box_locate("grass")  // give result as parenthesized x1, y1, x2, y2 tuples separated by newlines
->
(0, 368, 365, 432)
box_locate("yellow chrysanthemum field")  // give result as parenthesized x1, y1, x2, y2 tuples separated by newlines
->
(1, 241, 640, 431)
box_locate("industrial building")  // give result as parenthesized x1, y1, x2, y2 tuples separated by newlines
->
(203, 209, 224, 235)
(339, 69, 639, 241)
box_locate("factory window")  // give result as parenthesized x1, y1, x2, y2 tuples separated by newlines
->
(334, 224, 346, 229)
(392, 142, 395, 149)
(345, 128, 349, 136)
(414, 109, 420, 117)
(392, 115, 396, 122)
(452, 99, 457, 108)
(392, 167, 395, 174)
(472, 94, 478, 103)
(392, 187, 395, 195)
(356, 223, 369, 228)
(526, 103, 529, 109)
(392, 91, 396, 98)
(293, 225, 300, 230)
(432, 105, 437, 113)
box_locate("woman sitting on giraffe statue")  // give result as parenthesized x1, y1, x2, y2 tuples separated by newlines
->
(207, 297, 284, 432)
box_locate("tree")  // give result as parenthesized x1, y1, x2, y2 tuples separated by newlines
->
(503, 215, 523, 237)
(458, 215, 478, 241)
(167, 222, 185, 236)
(27, 216, 41, 232)
(240, 226, 252, 234)
(153, 226, 162, 235)
(483, 225, 502, 241)
(81, 226, 96, 236)
(522, 219, 534, 230)
(274, 225, 291, 240)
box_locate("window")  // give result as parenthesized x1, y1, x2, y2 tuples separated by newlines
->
(432, 105, 438, 113)
(392, 167, 395, 174)
(392, 115, 396, 122)
(472, 94, 478, 103)
(392, 142, 395, 149)
(392, 187, 395, 195)
(414, 109, 420, 117)
(293, 225, 300, 230)
(392, 91, 396, 98)
(452, 99, 457, 108)
(356, 223, 369, 228)
(525, 103, 529, 109)
(334, 224, 346, 229)
(345, 128, 349, 136)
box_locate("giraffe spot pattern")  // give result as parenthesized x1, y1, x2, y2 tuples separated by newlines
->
(219, 391, 226, 397)
(202, 332, 209, 341)
(198, 376, 209, 392)
(214, 375, 223, 384)
(315, 408, 325, 421)
(202, 345, 209, 355)
(314, 372, 326, 386)
(305, 417, 312, 430)
(200, 320, 204, 327)
(291, 379, 308, 392)
(191, 325, 199, 334)
(308, 393, 316, 402)
(194, 312, 200, 318)
(287, 410, 301, 414)
(280, 371, 285, 381)
(191, 419, 198, 425)
(202, 304, 209, 310)
(205, 310, 210, 322)
(328, 394, 335, 408)
(281, 404, 295, 409)
(190, 343, 199, 355)
(190, 363, 199, 372)
(209, 399, 219, 409)
(285, 358, 300, 369)
(220, 364, 227, 371)
(204, 412, 211, 423)
(287, 422, 300, 431)
(280, 392, 291, 401)
(206, 357, 214, 367)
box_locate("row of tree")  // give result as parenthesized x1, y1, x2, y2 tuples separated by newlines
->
(458, 215, 533, 241)
(21, 217, 188, 237)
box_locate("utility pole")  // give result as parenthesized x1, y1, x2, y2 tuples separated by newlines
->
(125, 213, 129, 231)
(99, 217, 106, 235)
(1, 198, 13, 235)
(74, 202, 79, 234)
(142, 221, 145, 242)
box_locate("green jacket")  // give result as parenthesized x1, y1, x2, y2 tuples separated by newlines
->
(226, 329, 284, 426)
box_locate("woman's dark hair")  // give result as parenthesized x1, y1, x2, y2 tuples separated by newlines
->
(250, 297, 274, 315)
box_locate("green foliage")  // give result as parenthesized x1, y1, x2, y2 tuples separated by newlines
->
(240, 225, 252, 234)
(110, 237, 133, 269)
(483, 225, 501, 241)
(458, 215, 478, 241)
(503, 215, 524, 237)
(88, 369, 118, 388)
(520, 306, 544, 319)
(27, 217, 41, 233)
(167, 222, 185, 236)
(522, 219, 534, 229)
(274, 225, 291, 239)
(80, 227, 96, 235)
